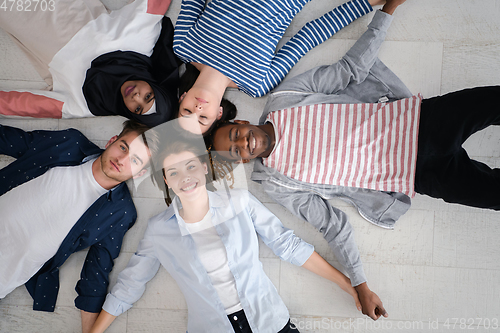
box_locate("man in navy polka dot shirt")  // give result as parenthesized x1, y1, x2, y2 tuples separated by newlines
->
(0, 120, 151, 332)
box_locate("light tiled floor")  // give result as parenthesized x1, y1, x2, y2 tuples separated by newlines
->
(1, 0, 500, 332)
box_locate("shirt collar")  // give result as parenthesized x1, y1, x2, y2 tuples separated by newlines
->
(170, 190, 227, 236)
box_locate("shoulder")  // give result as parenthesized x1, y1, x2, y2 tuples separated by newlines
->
(146, 205, 177, 232)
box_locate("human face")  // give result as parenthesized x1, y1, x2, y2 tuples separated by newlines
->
(163, 151, 208, 202)
(120, 80, 155, 114)
(178, 89, 223, 133)
(213, 122, 272, 162)
(100, 131, 150, 183)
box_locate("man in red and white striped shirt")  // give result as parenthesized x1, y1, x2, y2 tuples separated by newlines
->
(211, 0, 500, 321)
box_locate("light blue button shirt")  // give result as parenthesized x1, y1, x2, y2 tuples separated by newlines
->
(102, 188, 314, 333)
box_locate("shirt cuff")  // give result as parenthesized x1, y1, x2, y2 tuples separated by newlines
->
(290, 241, 315, 267)
(370, 8, 394, 31)
(349, 263, 368, 287)
(102, 293, 133, 317)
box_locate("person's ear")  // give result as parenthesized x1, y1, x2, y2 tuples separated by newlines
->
(105, 135, 118, 148)
(234, 119, 250, 125)
(203, 162, 208, 175)
(163, 175, 171, 189)
(178, 92, 187, 103)
(216, 106, 223, 120)
(133, 168, 147, 179)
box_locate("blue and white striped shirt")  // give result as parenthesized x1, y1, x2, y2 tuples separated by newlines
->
(173, 0, 373, 97)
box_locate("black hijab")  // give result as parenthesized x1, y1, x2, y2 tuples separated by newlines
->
(83, 17, 180, 127)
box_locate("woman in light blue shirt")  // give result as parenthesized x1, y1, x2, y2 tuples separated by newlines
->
(90, 139, 363, 333)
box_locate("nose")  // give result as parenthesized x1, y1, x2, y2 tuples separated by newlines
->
(132, 91, 141, 102)
(116, 152, 129, 166)
(237, 135, 248, 149)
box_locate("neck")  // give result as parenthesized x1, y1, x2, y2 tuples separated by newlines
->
(192, 63, 235, 99)
(92, 156, 121, 190)
(259, 123, 276, 158)
(179, 189, 210, 223)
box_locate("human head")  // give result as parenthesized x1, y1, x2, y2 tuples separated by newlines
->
(120, 80, 156, 115)
(178, 63, 237, 135)
(210, 120, 274, 163)
(152, 139, 211, 206)
(97, 121, 152, 187)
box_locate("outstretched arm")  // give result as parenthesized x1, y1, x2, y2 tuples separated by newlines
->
(302, 251, 362, 311)
(89, 310, 117, 333)
(255, 0, 374, 97)
(270, 0, 406, 96)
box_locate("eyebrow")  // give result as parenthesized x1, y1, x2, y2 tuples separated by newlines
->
(132, 154, 144, 165)
(120, 140, 130, 150)
(166, 159, 195, 172)
(122, 139, 144, 165)
(227, 127, 238, 158)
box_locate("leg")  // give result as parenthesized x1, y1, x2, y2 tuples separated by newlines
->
(415, 149, 500, 210)
(0, 0, 107, 85)
(417, 86, 500, 156)
(415, 86, 500, 210)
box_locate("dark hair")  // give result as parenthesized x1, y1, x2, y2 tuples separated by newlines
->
(151, 139, 212, 206)
(114, 120, 153, 169)
(178, 63, 238, 135)
(203, 121, 236, 161)
(118, 120, 151, 139)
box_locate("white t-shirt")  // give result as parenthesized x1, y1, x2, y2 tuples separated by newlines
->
(185, 212, 242, 314)
(0, 158, 107, 298)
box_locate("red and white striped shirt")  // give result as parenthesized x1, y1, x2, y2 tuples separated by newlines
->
(262, 95, 422, 197)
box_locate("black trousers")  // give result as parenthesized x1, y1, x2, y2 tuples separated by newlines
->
(228, 309, 300, 333)
(414, 86, 500, 210)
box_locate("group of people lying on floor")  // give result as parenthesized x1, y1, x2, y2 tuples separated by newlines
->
(1, 0, 499, 332)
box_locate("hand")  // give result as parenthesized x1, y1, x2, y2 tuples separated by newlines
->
(381, 0, 407, 15)
(354, 283, 388, 320)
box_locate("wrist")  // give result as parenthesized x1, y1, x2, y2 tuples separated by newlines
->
(381, 4, 398, 15)
(354, 282, 370, 293)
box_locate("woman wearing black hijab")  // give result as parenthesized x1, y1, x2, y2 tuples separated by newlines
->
(83, 16, 180, 127)
(0, 0, 178, 127)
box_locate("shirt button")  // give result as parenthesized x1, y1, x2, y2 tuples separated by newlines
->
(233, 315, 238, 321)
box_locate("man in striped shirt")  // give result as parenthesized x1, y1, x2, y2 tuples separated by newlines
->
(211, 0, 500, 321)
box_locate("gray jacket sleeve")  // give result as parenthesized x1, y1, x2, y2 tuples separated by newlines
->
(260, 179, 367, 286)
(274, 10, 394, 95)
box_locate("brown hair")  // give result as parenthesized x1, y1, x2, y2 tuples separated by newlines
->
(152, 139, 212, 206)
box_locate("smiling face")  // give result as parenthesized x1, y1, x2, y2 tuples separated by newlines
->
(99, 131, 151, 184)
(178, 88, 223, 133)
(120, 80, 155, 115)
(163, 151, 208, 203)
(212, 123, 274, 162)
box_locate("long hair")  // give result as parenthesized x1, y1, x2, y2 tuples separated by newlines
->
(151, 139, 212, 206)
(178, 63, 238, 135)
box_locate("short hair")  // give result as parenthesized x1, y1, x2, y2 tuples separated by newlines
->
(204, 121, 236, 163)
(117, 120, 150, 139)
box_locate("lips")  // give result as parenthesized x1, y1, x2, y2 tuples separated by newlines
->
(110, 161, 120, 172)
(195, 97, 207, 104)
(181, 182, 197, 193)
(125, 85, 135, 97)
(250, 131, 256, 155)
